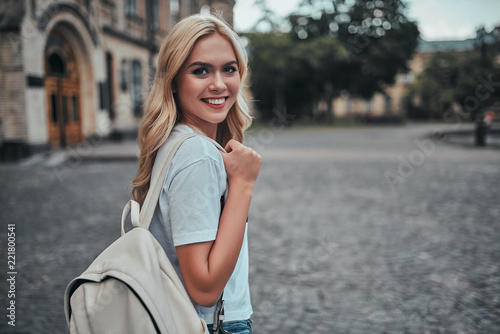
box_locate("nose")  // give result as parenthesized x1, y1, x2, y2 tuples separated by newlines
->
(209, 73, 227, 93)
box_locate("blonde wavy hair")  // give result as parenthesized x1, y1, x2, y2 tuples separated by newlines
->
(132, 14, 252, 206)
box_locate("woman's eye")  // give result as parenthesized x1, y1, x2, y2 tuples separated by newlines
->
(224, 66, 237, 74)
(192, 67, 209, 75)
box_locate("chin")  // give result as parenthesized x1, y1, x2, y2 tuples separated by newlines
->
(212, 116, 229, 125)
(210, 111, 231, 124)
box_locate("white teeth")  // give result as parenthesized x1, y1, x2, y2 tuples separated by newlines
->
(206, 98, 225, 105)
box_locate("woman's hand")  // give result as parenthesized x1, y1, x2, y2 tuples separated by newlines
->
(221, 139, 262, 190)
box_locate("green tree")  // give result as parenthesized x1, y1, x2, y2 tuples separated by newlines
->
(246, 32, 347, 121)
(411, 43, 500, 120)
(291, 0, 419, 97)
(245, 33, 293, 121)
(246, 0, 419, 122)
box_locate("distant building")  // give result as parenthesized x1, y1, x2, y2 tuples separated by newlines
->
(0, 0, 234, 160)
(330, 26, 500, 121)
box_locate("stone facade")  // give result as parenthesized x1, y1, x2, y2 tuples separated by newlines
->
(0, 0, 234, 160)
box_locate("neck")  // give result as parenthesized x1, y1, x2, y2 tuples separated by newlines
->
(203, 126, 217, 141)
(180, 117, 217, 140)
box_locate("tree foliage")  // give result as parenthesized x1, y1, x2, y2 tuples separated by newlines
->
(246, 32, 346, 121)
(292, 0, 419, 96)
(410, 41, 500, 119)
(246, 0, 419, 121)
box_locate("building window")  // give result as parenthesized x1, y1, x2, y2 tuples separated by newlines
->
(170, 0, 180, 27)
(106, 52, 115, 120)
(385, 95, 392, 114)
(132, 60, 143, 117)
(365, 99, 372, 114)
(401, 71, 415, 84)
(125, 0, 137, 16)
(120, 59, 128, 92)
(346, 96, 353, 114)
(152, 0, 160, 29)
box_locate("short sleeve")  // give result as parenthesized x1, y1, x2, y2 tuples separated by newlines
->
(167, 156, 226, 246)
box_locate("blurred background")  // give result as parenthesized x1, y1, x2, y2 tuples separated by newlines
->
(0, 0, 499, 158)
(0, 1, 499, 333)
(237, 0, 500, 128)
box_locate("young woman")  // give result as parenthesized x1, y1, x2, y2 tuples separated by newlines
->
(131, 14, 261, 334)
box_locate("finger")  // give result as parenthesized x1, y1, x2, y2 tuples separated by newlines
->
(224, 139, 240, 153)
(220, 148, 230, 160)
(219, 148, 232, 162)
(223, 139, 233, 153)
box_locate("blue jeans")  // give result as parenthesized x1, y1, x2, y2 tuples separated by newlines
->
(207, 319, 253, 334)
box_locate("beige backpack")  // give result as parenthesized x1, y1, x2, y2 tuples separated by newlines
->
(64, 133, 224, 333)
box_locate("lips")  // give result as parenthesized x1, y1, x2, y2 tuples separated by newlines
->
(201, 97, 228, 109)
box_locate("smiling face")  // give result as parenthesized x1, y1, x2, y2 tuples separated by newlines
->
(174, 33, 240, 139)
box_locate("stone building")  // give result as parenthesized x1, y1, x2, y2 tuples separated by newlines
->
(0, 0, 235, 160)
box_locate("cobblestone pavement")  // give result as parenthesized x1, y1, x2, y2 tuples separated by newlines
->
(0, 123, 499, 333)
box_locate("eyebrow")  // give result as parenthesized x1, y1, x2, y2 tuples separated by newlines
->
(187, 60, 238, 69)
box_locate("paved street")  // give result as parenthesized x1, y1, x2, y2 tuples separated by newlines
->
(0, 123, 499, 333)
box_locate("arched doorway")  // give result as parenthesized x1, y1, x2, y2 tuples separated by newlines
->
(44, 31, 83, 147)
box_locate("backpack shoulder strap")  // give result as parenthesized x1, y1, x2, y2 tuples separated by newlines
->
(140, 132, 196, 230)
(121, 132, 227, 234)
(140, 132, 226, 230)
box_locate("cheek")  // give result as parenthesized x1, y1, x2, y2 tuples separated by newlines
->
(179, 78, 203, 97)
(228, 77, 241, 94)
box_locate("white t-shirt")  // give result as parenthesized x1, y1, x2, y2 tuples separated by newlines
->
(149, 124, 253, 324)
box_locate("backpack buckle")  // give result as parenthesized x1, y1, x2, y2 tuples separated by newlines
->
(212, 297, 229, 334)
